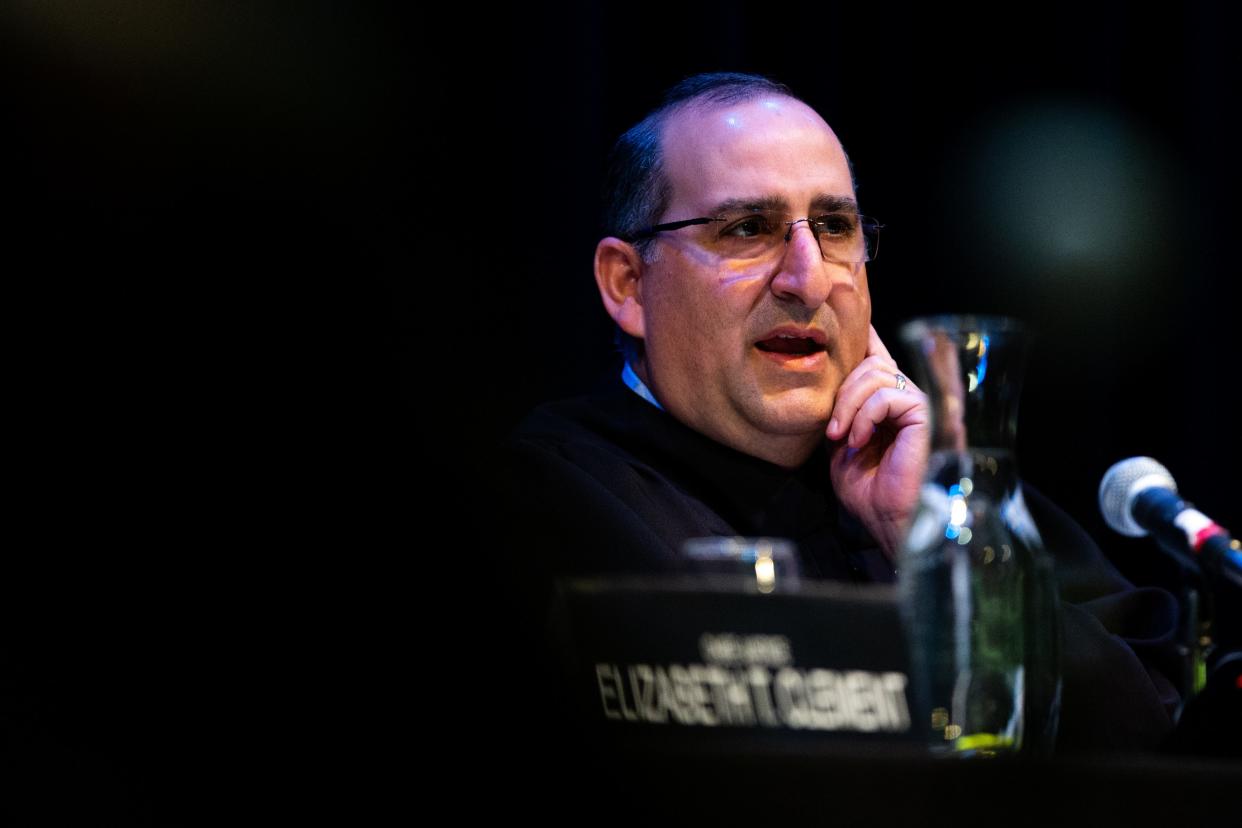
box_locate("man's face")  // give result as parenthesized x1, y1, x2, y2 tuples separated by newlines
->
(634, 96, 871, 463)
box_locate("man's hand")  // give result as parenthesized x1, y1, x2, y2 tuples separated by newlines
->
(827, 325, 930, 560)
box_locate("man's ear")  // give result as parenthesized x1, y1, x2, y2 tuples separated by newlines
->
(594, 237, 646, 340)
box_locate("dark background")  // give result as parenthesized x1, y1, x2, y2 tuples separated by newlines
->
(2, 1, 1239, 820)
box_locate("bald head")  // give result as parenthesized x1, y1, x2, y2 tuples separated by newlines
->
(660, 95, 854, 229)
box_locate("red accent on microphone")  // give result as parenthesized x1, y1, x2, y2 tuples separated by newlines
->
(1192, 523, 1226, 553)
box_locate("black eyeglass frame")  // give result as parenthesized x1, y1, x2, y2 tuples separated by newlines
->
(622, 213, 884, 261)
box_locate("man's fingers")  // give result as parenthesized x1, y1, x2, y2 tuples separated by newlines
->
(828, 357, 918, 440)
(867, 324, 894, 362)
(828, 327, 922, 442)
(829, 366, 894, 439)
(846, 388, 928, 448)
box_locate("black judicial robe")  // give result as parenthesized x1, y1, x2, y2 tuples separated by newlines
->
(497, 382, 1181, 752)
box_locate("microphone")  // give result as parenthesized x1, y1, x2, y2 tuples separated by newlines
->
(1099, 457, 1242, 591)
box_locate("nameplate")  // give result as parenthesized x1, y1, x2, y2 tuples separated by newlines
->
(550, 576, 917, 755)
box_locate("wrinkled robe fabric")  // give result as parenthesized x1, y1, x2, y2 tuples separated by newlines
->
(497, 383, 1180, 752)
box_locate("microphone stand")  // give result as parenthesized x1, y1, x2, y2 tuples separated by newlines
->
(1165, 528, 1242, 758)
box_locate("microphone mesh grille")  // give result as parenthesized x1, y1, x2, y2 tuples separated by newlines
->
(1098, 456, 1177, 537)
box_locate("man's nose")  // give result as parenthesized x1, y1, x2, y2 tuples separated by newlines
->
(769, 221, 849, 308)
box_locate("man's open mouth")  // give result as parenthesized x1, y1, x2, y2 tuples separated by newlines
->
(755, 333, 827, 356)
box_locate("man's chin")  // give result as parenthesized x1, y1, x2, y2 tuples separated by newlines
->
(753, 400, 833, 437)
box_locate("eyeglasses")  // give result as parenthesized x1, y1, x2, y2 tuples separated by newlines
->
(625, 209, 882, 266)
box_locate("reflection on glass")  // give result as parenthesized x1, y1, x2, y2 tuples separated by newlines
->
(682, 537, 800, 593)
(898, 316, 1062, 758)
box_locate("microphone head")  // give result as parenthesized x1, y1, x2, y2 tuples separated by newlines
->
(1099, 456, 1178, 537)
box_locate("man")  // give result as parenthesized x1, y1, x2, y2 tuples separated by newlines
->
(508, 74, 928, 583)
(499, 73, 1178, 751)
(591, 73, 925, 565)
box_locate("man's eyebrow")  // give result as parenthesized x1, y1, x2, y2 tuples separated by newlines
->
(706, 194, 859, 215)
(811, 194, 860, 213)
(707, 196, 789, 215)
